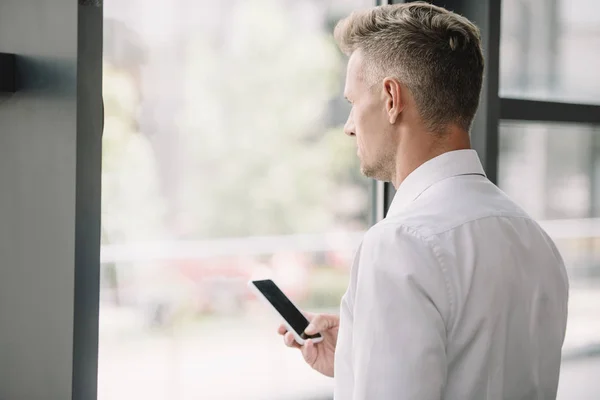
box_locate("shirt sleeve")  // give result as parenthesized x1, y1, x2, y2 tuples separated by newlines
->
(351, 223, 451, 400)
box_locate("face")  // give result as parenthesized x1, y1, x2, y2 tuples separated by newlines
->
(343, 51, 397, 181)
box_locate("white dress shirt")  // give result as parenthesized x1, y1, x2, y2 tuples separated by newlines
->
(334, 149, 569, 400)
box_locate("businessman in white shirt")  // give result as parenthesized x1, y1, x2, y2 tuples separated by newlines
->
(278, 2, 569, 399)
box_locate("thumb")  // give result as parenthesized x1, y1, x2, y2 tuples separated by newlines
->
(302, 339, 318, 366)
(305, 314, 338, 335)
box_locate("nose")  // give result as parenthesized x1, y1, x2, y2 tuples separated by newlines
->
(343, 114, 355, 137)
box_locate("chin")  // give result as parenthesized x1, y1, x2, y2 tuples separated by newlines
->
(360, 164, 377, 179)
(361, 163, 389, 182)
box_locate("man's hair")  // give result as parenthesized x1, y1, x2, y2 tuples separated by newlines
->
(334, 2, 484, 133)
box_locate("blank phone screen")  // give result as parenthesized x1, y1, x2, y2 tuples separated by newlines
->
(253, 279, 322, 340)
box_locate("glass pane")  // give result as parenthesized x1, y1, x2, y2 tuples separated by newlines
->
(499, 121, 600, 398)
(100, 1, 373, 399)
(500, 0, 600, 104)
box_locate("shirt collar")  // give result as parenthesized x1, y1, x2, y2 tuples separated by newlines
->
(386, 149, 486, 217)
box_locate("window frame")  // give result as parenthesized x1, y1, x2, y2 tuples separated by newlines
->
(81, 1, 600, 397)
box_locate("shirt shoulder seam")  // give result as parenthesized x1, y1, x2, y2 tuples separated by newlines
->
(423, 213, 533, 237)
(381, 211, 533, 238)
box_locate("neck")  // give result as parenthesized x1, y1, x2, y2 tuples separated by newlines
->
(391, 128, 471, 189)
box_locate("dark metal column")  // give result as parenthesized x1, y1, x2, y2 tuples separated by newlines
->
(73, 2, 103, 400)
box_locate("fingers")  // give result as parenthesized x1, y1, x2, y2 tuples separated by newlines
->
(305, 313, 338, 335)
(303, 310, 315, 320)
(284, 331, 301, 349)
(277, 324, 287, 336)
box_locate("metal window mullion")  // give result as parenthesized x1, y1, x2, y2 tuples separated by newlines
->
(500, 98, 600, 124)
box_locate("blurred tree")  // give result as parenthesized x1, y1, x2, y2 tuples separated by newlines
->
(177, 0, 370, 238)
(101, 62, 172, 307)
(102, 62, 168, 244)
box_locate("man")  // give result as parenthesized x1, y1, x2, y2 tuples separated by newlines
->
(278, 2, 569, 399)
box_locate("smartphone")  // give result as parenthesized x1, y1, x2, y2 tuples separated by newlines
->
(248, 279, 323, 345)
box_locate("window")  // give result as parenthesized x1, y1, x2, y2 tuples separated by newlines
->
(499, 122, 600, 221)
(487, 0, 600, 395)
(498, 121, 600, 396)
(500, 0, 600, 103)
(99, 0, 374, 399)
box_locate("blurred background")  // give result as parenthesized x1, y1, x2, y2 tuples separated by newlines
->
(98, 0, 600, 399)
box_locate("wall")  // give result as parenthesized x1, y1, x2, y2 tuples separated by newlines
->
(0, 0, 102, 399)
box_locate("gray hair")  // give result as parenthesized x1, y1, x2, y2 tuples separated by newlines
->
(334, 2, 484, 133)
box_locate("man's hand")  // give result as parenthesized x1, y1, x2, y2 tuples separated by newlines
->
(277, 312, 339, 378)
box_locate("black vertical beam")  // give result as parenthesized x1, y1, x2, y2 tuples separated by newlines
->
(0, 53, 17, 93)
(72, 2, 103, 400)
(372, 180, 396, 222)
(384, 182, 396, 216)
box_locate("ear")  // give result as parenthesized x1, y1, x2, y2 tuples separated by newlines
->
(382, 77, 404, 124)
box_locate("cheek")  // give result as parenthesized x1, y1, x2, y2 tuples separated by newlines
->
(354, 105, 383, 148)
(354, 107, 370, 140)
(353, 112, 367, 151)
